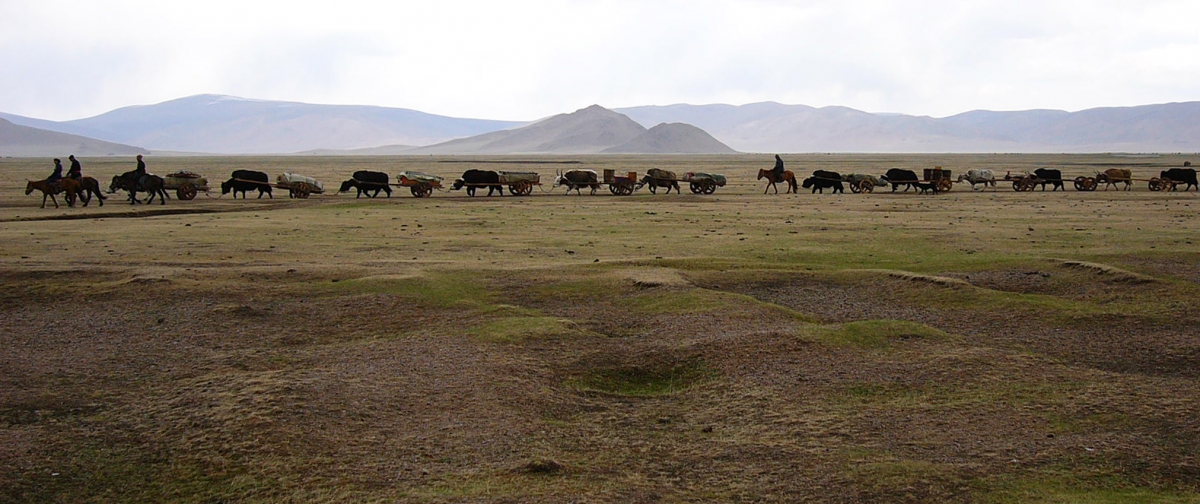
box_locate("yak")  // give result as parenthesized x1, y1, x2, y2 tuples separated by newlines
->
(554, 169, 600, 195)
(801, 170, 844, 194)
(957, 169, 996, 190)
(880, 168, 918, 192)
(451, 169, 504, 196)
(1097, 168, 1131, 191)
(638, 168, 680, 194)
(222, 170, 272, 199)
(1031, 168, 1065, 192)
(338, 170, 392, 198)
(1160, 168, 1197, 191)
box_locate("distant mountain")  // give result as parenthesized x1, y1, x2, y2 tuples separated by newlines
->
(409, 105, 652, 154)
(295, 144, 416, 156)
(603, 122, 736, 154)
(615, 101, 1200, 153)
(0, 118, 148, 157)
(1, 95, 522, 154)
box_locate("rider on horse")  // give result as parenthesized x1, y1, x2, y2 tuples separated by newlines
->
(772, 155, 785, 182)
(67, 155, 82, 180)
(134, 154, 147, 190)
(47, 158, 64, 186)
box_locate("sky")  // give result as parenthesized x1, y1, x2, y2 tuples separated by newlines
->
(2, 0, 1199, 121)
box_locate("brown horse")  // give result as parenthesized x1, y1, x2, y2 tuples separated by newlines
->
(25, 178, 82, 208)
(75, 176, 107, 206)
(757, 169, 798, 194)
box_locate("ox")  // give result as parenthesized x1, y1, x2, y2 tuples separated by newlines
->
(638, 168, 680, 194)
(1098, 168, 1132, 191)
(554, 169, 600, 195)
(338, 171, 392, 198)
(451, 169, 504, 196)
(222, 169, 272, 199)
(1160, 168, 1198, 191)
(801, 170, 844, 194)
(957, 169, 996, 190)
(880, 168, 918, 192)
(1031, 168, 1065, 192)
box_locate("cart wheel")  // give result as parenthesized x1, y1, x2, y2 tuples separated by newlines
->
(689, 182, 703, 194)
(702, 180, 717, 194)
(938, 178, 953, 192)
(296, 183, 312, 198)
(177, 183, 197, 200)
(616, 183, 633, 196)
(862, 181, 874, 193)
(849, 180, 862, 193)
(1019, 178, 1036, 192)
(410, 184, 432, 198)
(1085, 177, 1098, 191)
(609, 184, 620, 195)
(1073, 176, 1088, 191)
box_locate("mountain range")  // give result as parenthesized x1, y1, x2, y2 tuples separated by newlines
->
(3, 94, 1199, 155)
(0, 118, 147, 157)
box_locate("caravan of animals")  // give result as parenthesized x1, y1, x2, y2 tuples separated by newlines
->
(20, 156, 1199, 208)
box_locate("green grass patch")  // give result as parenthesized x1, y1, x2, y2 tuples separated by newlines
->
(847, 458, 961, 492)
(801, 319, 949, 349)
(566, 359, 714, 397)
(469, 316, 593, 343)
(976, 472, 1200, 504)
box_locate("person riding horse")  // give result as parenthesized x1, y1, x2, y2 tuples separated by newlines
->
(133, 154, 147, 190)
(67, 155, 82, 180)
(772, 155, 785, 182)
(47, 158, 64, 185)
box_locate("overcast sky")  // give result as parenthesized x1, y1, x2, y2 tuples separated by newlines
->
(2, 0, 1198, 121)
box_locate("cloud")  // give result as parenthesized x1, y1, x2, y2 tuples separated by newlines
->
(2, 0, 1199, 120)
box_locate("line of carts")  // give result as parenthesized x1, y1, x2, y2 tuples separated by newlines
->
(158, 168, 729, 199)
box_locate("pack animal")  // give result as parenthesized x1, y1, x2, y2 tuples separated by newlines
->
(338, 171, 392, 198)
(639, 168, 681, 194)
(109, 172, 168, 204)
(1097, 168, 1132, 191)
(756, 168, 797, 194)
(957, 169, 996, 190)
(801, 170, 844, 194)
(1160, 168, 1198, 191)
(451, 169, 504, 196)
(554, 169, 600, 195)
(881, 168, 918, 192)
(222, 170, 273, 199)
(1029, 168, 1064, 191)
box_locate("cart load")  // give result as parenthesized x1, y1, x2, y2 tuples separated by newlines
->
(163, 171, 209, 200)
(397, 171, 444, 198)
(498, 171, 540, 195)
(278, 173, 324, 192)
(683, 172, 727, 194)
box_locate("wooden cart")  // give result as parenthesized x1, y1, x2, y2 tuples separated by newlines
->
(396, 171, 443, 198)
(163, 171, 209, 200)
(602, 169, 640, 195)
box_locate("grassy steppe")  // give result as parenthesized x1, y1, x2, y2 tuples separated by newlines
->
(1, 154, 1198, 502)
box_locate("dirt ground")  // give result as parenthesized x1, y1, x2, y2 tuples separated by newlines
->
(1, 154, 1198, 503)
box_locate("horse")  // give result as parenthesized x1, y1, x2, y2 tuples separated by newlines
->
(75, 176, 107, 206)
(25, 178, 81, 208)
(757, 169, 797, 194)
(109, 172, 168, 205)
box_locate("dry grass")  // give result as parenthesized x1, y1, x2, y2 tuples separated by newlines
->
(1, 153, 1198, 502)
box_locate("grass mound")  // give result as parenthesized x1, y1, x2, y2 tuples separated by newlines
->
(470, 316, 592, 343)
(802, 319, 949, 349)
(1058, 259, 1158, 284)
(567, 359, 712, 397)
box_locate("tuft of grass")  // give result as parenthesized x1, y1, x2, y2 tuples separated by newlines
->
(801, 319, 949, 349)
(566, 359, 714, 397)
(469, 316, 593, 343)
